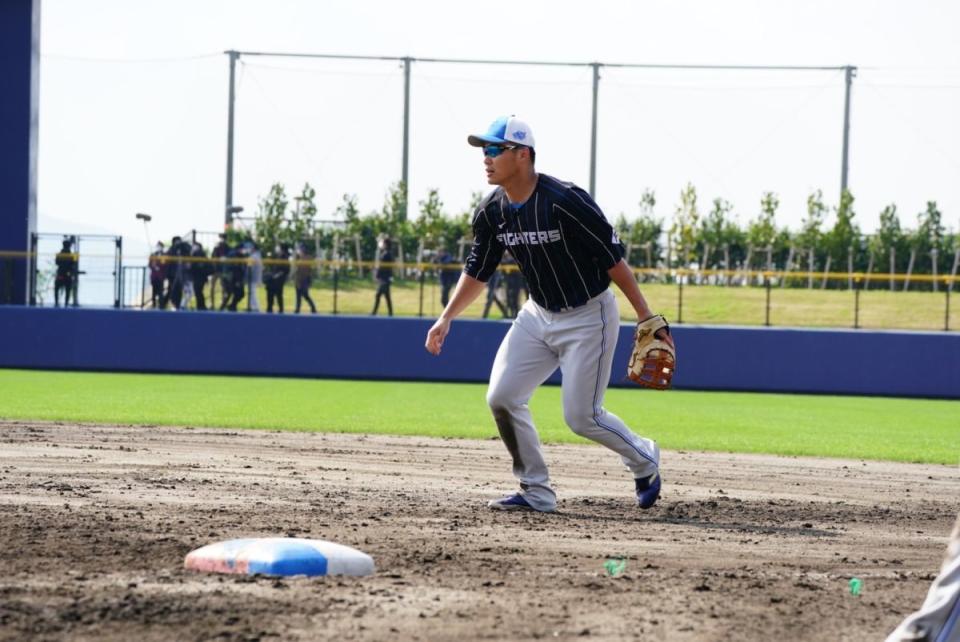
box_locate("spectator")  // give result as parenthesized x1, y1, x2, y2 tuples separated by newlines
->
(211, 234, 230, 310)
(181, 241, 195, 309)
(371, 235, 394, 316)
(293, 243, 317, 314)
(221, 242, 246, 312)
(54, 237, 77, 307)
(246, 241, 262, 312)
(164, 236, 189, 310)
(148, 241, 166, 309)
(481, 267, 508, 319)
(191, 241, 210, 310)
(437, 245, 459, 307)
(264, 243, 290, 313)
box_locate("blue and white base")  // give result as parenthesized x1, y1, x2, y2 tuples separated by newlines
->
(184, 537, 375, 577)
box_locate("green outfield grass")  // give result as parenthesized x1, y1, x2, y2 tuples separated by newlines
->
(1, 369, 957, 465)
(213, 275, 955, 331)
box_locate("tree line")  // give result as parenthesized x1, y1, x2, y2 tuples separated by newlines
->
(244, 181, 958, 289)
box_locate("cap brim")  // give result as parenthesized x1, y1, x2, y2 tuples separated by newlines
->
(467, 134, 508, 147)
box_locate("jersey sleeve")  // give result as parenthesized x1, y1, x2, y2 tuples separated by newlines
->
(463, 204, 504, 283)
(558, 187, 625, 271)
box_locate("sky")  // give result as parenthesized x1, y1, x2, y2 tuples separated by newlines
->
(37, 0, 960, 260)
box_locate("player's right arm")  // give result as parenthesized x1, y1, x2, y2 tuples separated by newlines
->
(425, 273, 486, 355)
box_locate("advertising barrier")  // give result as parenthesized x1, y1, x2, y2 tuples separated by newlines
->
(0, 308, 957, 399)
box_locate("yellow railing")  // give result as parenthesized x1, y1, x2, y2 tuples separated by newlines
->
(4, 250, 957, 285)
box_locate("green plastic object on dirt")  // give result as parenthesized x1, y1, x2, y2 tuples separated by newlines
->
(849, 577, 863, 596)
(604, 558, 626, 577)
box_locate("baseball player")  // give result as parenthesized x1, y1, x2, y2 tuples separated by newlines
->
(886, 512, 960, 642)
(424, 115, 672, 512)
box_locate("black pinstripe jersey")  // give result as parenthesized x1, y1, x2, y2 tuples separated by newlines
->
(463, 174, 625, 312)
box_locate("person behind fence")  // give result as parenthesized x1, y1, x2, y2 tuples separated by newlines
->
(481, 264, 509, 319)
(264, 243, 290, 314)
(503, 252, 525, 318)
(293, 242, 317, 314)
(54, 237, 77, 307)
(149, 241, 166, 308)
(246, 241, 263, 312)
(163, 236, 188, 310)
(181, 240, 195, 309)
(437, 245, 458, 307)
(190, 241, 210, 311)
(212, 234, 231, 310)
(220, 241, 246, 312)
(371, 235, 394, 316)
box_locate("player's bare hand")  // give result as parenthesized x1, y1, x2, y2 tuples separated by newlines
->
(425, 318, 451, 355)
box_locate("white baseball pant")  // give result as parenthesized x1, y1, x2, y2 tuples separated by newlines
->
(886, 513, 960, 642)
(486, 288, 660, 512)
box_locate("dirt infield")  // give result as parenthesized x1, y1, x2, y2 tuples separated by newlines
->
(1, 421, 957, 641)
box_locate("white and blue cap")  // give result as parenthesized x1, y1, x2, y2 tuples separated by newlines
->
(467, 115, 535, 149)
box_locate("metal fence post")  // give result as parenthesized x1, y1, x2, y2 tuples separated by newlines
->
(418, 267, 425, 317)
(945, 284, 951, 332)
(29, 233, 37, 305)
(332, 266, 339, 315)
(764, 274, 771, 326)
(677, 273, 683, 324)
(853, 276, 861, 329)
(114, 236, 122, 308)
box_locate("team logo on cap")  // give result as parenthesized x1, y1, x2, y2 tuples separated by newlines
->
(512, 130, 527, 141)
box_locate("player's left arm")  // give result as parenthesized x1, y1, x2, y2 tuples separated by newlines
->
(608, 259, 655, 322)
(560, 188, 656, 323)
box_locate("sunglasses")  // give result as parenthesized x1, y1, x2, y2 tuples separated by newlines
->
(482, 144, 519, 158)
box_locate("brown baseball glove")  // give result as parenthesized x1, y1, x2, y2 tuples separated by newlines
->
(627, 314, 676, 390)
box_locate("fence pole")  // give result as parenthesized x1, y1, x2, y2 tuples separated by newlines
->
(401, 57, 411, 219)
(840, 65, 856, 199)
(946, 285, 951, 332)
(224, 50, 239, 223)
(29, 233, 37, 305)
(114, 236, 122, 309)
(332, 266, 339, 315)
(589, 62, 600, 198)
(677, 273, 683, 324)
(764, 274, 771, 326)
(853, 277, 861, 329)
(418, 268, 425, 317)
(72, 237, 81, 307)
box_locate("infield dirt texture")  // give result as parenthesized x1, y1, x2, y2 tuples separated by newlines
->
(2, 421, 957, 641)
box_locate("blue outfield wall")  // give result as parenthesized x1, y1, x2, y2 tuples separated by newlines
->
(0, 307, 958, 399)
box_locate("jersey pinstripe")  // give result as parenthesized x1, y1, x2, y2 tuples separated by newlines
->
(463, 174, 625, 312)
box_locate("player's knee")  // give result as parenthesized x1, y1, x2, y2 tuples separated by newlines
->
(563, 406, 596, 436)
(486, 387, 516, 412)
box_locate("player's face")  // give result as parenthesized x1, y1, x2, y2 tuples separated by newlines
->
(482, 144, 522, 185)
